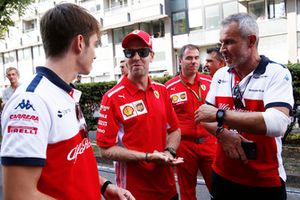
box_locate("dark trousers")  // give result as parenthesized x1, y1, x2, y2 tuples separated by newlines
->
(170, 193, 179, 200)
(210, 171, 287, 200)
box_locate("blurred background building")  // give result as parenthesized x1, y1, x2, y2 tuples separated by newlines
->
(0, 0, 299, 86)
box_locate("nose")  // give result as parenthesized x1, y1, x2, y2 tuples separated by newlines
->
(132, 51, 141, 59)
(219, 43, 226, 53)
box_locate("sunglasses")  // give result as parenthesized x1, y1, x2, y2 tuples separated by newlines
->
(123, 48, 151, 58)
(75, 103, 88, 138)
(232, 84, 245, 109)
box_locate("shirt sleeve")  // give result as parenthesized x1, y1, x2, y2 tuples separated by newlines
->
(1, 92, 51, 166)
(2, 88, 10, 103)
(96, 94, 120, 147)
(264, 66, 294, 110)
(205, 72, 221, 106)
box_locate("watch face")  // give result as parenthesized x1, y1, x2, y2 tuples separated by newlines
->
(217, 110, 224, 118)
(216, 109, 225, 125)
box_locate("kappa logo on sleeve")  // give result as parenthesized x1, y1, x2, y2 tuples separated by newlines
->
(15, 99, 35, 111)
(120, 100, 148, 120)
(170, 91, 188, 104)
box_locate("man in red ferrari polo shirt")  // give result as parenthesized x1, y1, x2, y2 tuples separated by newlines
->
(166, 44, 216, 200)
(97, 30, 183, 200)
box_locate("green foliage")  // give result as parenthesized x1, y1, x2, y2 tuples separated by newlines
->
(75, 81, 116, 130)
(0, 0, 34, 39)
(287, 63, 300, 105)
(151, 75, 172, 84)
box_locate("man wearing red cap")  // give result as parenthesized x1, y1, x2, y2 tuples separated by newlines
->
(97, 30, 183, 200)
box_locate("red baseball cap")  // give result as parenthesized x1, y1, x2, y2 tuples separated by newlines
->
(122, 30, 152, 49)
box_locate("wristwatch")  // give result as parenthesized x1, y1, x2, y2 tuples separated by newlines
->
(164, 147, 176, 158)
(216, 109, 226, 127)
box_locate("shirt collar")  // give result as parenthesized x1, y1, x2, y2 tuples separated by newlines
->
(36, 66, 73, 93)
(180, 72, 201, 85)
(123, 75, 155, 96)
(227, 55, 270, 78)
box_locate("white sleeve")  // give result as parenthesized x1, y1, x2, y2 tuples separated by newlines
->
(205, 68, 227, 106)
(264, 66, 294, 109)
(1, 92, 51, 166)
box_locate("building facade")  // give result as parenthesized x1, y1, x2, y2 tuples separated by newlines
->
(0, 0, 299, 86)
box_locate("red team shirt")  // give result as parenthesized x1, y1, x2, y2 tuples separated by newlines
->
(97, 75, 179, 200)
(1, 67, 101, 200)
(205, 56, 294, 187)
(165, 72, 213, 138)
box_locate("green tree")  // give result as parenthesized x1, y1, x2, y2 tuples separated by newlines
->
(0, 0, 34, 39)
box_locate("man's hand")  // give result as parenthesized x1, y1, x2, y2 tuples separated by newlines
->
(104, 184, 135, 200)
(195, 104, 218, 123)
(218, 129, 253, 164)
(147, 150, 184, 166)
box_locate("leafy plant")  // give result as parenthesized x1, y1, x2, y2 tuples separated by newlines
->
(0, 0, 34, 39)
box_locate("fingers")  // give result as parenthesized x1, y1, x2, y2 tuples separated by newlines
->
(123, 190, 135, 200)
(236, 145, 248, 164)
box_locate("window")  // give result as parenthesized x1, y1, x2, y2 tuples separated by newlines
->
(140, 23, 151, 34)
(223, 1, 238, 19)
(152, 21, 164, 38)
(189, 8, 203, 30)
(124, 25, 135, 36)
(113, 28, 124, 44)
(249, 0, 266, 20)
(205, 5, 220, 29)
(23, 19, 37, 33)
(113, 26, 135, 44)
(172, 11, 188, 35)
(268, 0, 286, 19)
(100, 32, 109, 47)
(170, 0, 186, 12)
(188, 0, 202, 8)
(140, 21, 165, 38)
(204, 0, 220, 5)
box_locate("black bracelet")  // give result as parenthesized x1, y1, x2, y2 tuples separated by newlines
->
(101, 180, 112, 196)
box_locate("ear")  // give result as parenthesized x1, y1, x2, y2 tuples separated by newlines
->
(73, 34, 85, 54)
(149, 51, 155, 63)
(248, 34, 257, 48)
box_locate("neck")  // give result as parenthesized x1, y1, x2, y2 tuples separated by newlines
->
(45, 56, 78, 84)
(128, 75, 148, 91)
(11, 83, 18, 90)
(182, 72, 196, 84)
(235, 55, 261, 79)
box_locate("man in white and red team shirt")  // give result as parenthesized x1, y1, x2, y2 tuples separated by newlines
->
(165, 44, 216, 200)
(0, 3, 134, 200)
(195, 13, 293, 200)
(97, 30, 183, 200)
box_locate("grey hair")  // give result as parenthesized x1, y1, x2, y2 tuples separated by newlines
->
(221, 13, 259, 42)
(6, 67, 20, 77)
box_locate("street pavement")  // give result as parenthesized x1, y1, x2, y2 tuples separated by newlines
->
(0, 164, 299, 199)
(98, 165, 300, 200)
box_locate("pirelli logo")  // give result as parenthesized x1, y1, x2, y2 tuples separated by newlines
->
(8, 126, 38, 135)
